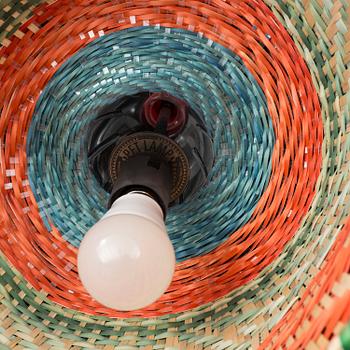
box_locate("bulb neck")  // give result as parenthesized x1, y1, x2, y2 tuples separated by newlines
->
(108, 149, 173, 217)
(102, 192, 165, 230)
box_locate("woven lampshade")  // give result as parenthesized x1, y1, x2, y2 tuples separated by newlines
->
(0, 0, 349, 349)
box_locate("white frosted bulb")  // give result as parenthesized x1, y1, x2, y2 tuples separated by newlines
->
(77, 192, 175, 311)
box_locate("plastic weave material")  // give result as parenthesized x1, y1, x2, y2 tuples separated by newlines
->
(26, 27, 275, 259)
(0, 0, 349, 349)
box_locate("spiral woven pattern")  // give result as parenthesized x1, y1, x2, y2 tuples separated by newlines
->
(0, 0, 349, 349)
(27, 27, 275, 259)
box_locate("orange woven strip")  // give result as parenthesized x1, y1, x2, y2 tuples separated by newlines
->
(260, 216, 350, 349)
(0, 0, 322, 317)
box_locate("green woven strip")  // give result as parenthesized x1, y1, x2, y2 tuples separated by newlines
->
(341, 323, 350, 350)
(0, 0, 43, 45)
(0, 0, 350, 349)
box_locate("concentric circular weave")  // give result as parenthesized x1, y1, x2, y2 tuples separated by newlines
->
(0, 0, 322, 319)
(27, 27, 275, 260)
(0, 0, 349, 349)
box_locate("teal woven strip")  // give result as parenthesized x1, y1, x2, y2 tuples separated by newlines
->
(27, 26, 274, 261)
(1, 0, 347, 347)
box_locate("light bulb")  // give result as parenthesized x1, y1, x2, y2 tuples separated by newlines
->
(77, 192, 175, 311)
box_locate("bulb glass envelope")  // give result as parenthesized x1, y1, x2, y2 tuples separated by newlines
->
(78, 193, 175, 311)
